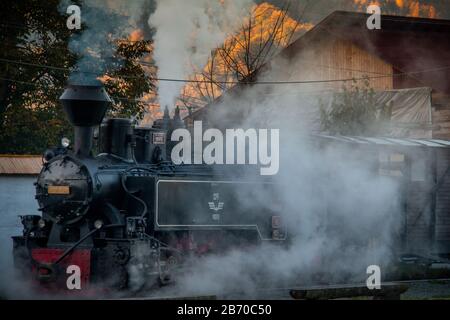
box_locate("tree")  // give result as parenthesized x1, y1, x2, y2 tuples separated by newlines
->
(178, 2, 312, 112)
(102, 38, 155, 120)
(0, 0, 77, 154)
(319, 79, 392, 136)
(0, 0, 155, 154)
(352, 0, 440, 19)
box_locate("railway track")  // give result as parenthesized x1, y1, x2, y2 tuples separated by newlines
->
(122, 278, 450, 300)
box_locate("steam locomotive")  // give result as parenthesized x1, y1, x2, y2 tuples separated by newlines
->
(12, 84, 285, 295)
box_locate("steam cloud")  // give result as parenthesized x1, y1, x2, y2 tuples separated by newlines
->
(48, 0, 405, 299)
(148, 0, 254, 110)
(155, 81, 402, 298)
(130, 16, 406, 295)
(3, 0, 448, 300)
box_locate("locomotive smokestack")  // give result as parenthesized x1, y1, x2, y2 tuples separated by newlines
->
(59, 84, 112, 157)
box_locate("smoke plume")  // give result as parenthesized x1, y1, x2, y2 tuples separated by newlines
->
(148, 0, 254, 110)
(152, 47, 403, 298)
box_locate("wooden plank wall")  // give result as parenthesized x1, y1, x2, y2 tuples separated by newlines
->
(0, 155, 42, 175)
(287, 38, 394, 92)
(402, 149, 435, 255)
(405, 185, 433, 253)
(405, 149, 450, 256)
(432, 92, 450, 140)
(435, 149, 450, 255)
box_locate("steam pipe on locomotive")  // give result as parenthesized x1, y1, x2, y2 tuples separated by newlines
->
(12, 84, 286, 294)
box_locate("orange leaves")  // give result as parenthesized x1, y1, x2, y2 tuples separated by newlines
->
(353, 0, 437, 18)
(179, 2, 306, 110)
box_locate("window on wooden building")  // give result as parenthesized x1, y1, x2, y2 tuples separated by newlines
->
(379, 152, 405, 177)
(411, 157, 426, 182)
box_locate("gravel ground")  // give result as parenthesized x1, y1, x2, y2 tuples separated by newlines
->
(216, 279, 450, 300)
(401, 279, 450, 300)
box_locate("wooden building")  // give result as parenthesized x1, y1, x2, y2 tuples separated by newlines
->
(0, 155, 42, 227)
(185, 11, 450, 139)
(182, 11, 450, 258)
(0, 155, 42, 274)
(313, 135, 450, 258)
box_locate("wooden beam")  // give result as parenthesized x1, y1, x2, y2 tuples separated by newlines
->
(290, 283, 409, 300)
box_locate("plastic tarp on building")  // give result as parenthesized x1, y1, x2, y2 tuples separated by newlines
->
(375, 87, 433, 138)
(253, 87, 433, 139)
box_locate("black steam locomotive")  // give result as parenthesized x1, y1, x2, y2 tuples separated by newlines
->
(12, 84, 285, 295)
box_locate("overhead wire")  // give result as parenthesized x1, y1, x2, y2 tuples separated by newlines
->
(1, 57, 449, 85)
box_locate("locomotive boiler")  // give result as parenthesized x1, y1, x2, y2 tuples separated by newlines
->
(12, 84, 285, 295)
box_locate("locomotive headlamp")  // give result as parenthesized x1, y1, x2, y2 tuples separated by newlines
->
(94, 219, 104, 229)
(271, 215, 281, 228)
(61, 137, 70, 148)
(38, 219, 46, 229)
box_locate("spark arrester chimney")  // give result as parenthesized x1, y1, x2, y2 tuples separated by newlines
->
(59, 84, 112, 157)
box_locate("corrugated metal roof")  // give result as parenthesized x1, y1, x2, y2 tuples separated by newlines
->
(0, 155, 42, 175)
(314, 135, 450, 148)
